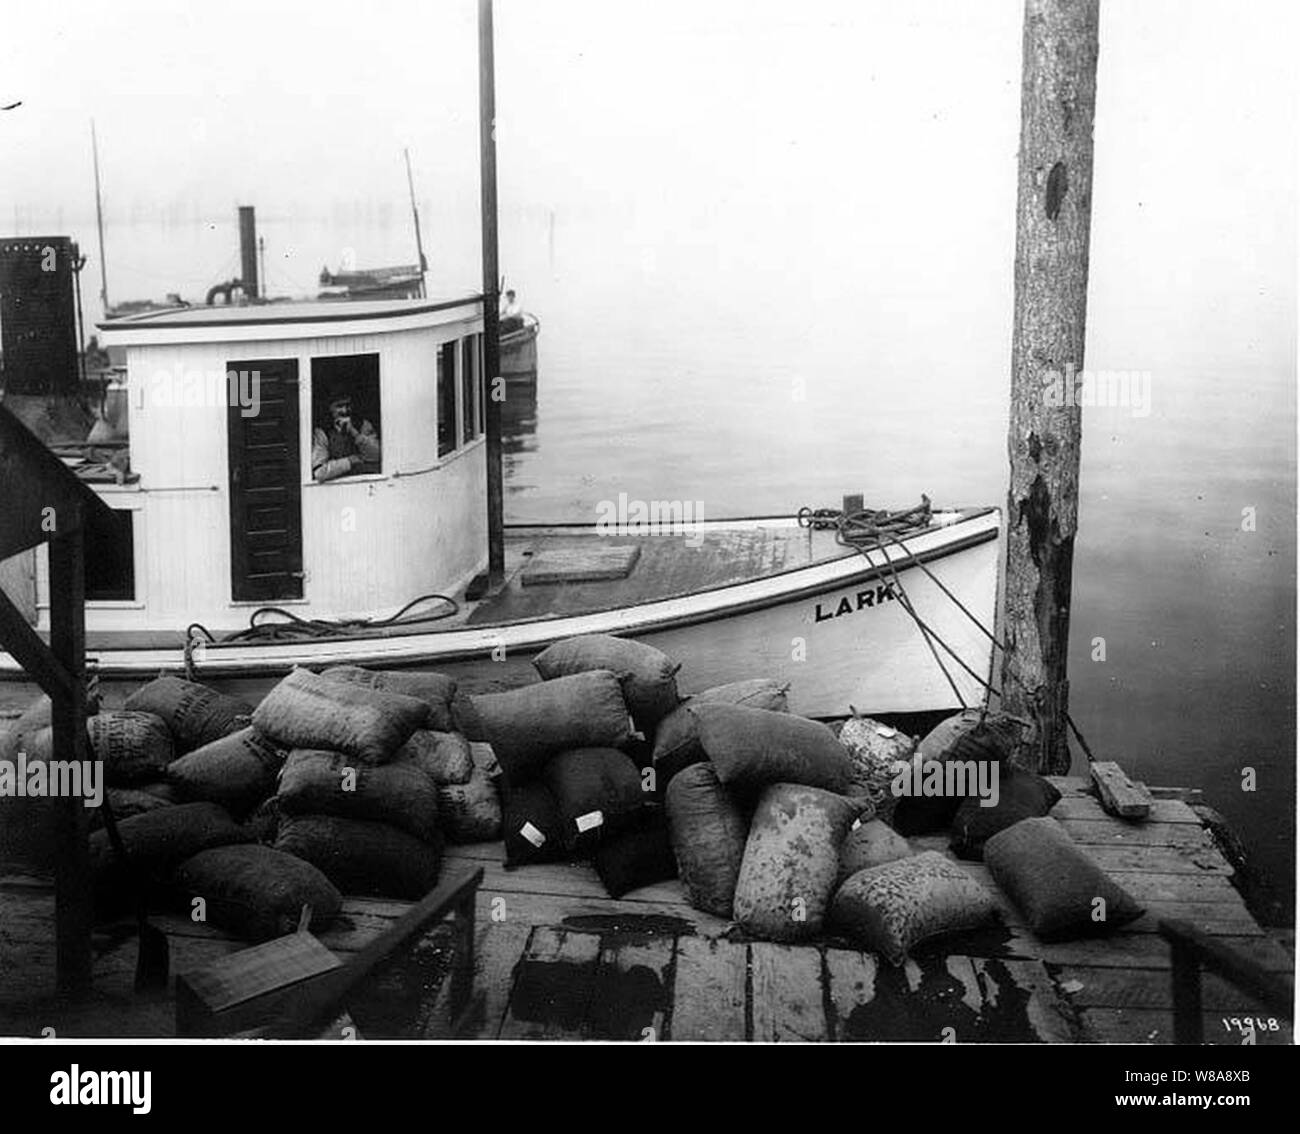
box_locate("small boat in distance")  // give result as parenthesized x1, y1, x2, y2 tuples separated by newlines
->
(499, 310, 539, 378)
(318, 264, 424, 301)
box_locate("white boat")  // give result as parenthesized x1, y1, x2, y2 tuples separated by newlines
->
(0, 295, 1000, 716)
(499, 311, 539, 377)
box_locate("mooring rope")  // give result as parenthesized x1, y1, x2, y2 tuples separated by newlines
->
(801, 497, 1099, 764)
(182, 592, 460, 680)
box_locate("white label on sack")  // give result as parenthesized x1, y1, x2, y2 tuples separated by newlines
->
(851, 817, 863, 831)
(520, 822, 546, 848)
(575, 810, 604, 833)
(875, 725, 897, 738)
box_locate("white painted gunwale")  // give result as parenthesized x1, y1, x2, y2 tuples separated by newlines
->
(0, 509, 1000, 678)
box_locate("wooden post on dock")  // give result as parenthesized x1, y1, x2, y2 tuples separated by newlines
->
(479, 0, 506, 589)
(1000, 0, 1100, 774)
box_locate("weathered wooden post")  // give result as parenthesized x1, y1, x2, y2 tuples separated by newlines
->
(1001, 0, 1100, 773)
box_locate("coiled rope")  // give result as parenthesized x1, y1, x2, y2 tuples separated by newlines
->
(182, 592, 459, 680)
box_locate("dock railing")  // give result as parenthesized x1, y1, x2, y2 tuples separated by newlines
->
(268, 863, 484, 1039)
(1158, 918, 1294, 1044)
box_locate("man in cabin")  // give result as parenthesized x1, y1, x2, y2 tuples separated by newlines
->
(312, 392, 380, 482)
(499, 289, 524, 333)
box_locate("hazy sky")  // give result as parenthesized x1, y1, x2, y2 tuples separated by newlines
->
(0, 0, 1294, 373)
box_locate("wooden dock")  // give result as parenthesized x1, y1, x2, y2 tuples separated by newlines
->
(0, 777, 1291, 1043)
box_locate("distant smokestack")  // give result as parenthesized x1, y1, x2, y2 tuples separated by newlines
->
(238, 206, 258, 299)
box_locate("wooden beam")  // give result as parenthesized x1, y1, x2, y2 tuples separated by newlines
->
(1000, 0, 1100, 773)
(48, 524, 93, 995)
(1090, 760, 1154, 820)
(0, 587, 74, 700)
(272, 864, 483, 1038)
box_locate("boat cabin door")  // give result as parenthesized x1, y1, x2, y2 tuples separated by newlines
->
(227, 357, 304, 601)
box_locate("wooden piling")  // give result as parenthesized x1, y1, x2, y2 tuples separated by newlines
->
(1001, 0, 1100, 773)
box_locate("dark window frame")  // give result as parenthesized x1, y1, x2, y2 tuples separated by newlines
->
(84, 507, 136, 602)
(310, 352, 383, 480)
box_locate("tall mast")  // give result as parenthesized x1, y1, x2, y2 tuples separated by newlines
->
(404, 148, 428, 299)
(90, 120, 109, 315)
(479, 0, 504, 588)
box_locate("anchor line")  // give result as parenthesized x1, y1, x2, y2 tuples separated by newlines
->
(804, 498, 1099, 765)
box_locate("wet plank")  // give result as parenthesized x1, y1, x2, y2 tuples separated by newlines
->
(1072, 843, 1232, 876)
(670, 936, 748, 1042)
(750, 942, 828, 1042)
(498, 926, 601, 1041)
(968, 956, 1076, 1042)
(590, 936, 675, 1041)
(825, 948, 878, 1041)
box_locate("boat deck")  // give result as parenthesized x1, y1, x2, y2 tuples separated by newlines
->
(471, 520, 847, 624)
(0, 777, 1291, 1042)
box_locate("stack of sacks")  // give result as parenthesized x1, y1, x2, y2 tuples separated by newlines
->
(836, 712, 917, 817)
(80, 675, 261, 832)
(665, 700, 867, 935)
(472, 636, 673, 893)
(252, 667, 445, 900)
(650, 678, 790, 789)
(889, 709, 1033, 835)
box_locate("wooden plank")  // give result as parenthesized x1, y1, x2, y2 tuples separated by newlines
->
(825, 948, 878, 1042)
(425, 892, 534, 1039)
(670, 936, 748, 1041)
(1073, 843, 1232, 876)
(498, 926, 602, 1040)
(1056, 819, 1218, 850)
(589, 936, 675, 1041)
(1058, 966, 1291, 1012)
(1000, 928, 1289, 970)
(1045, 775, 1091, 796)
(750, 942, 828, 1042)
(1051, 797, 1200, 824)
(958, 862, 1241, 905)
(1079, 1007, 1293, 1045)
(520, 545, 641, 586)
(1089, 762, 1154, 819)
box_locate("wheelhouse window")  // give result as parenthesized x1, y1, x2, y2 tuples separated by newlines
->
(437, 340, 457, 457)
(461, 336, 479, 444)
(84, 509, 135, 601)
(311, 354, 381, 482)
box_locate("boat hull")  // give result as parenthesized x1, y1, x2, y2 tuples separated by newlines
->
(0, 511, 1001, 719)
(499, 319, 539, 376)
